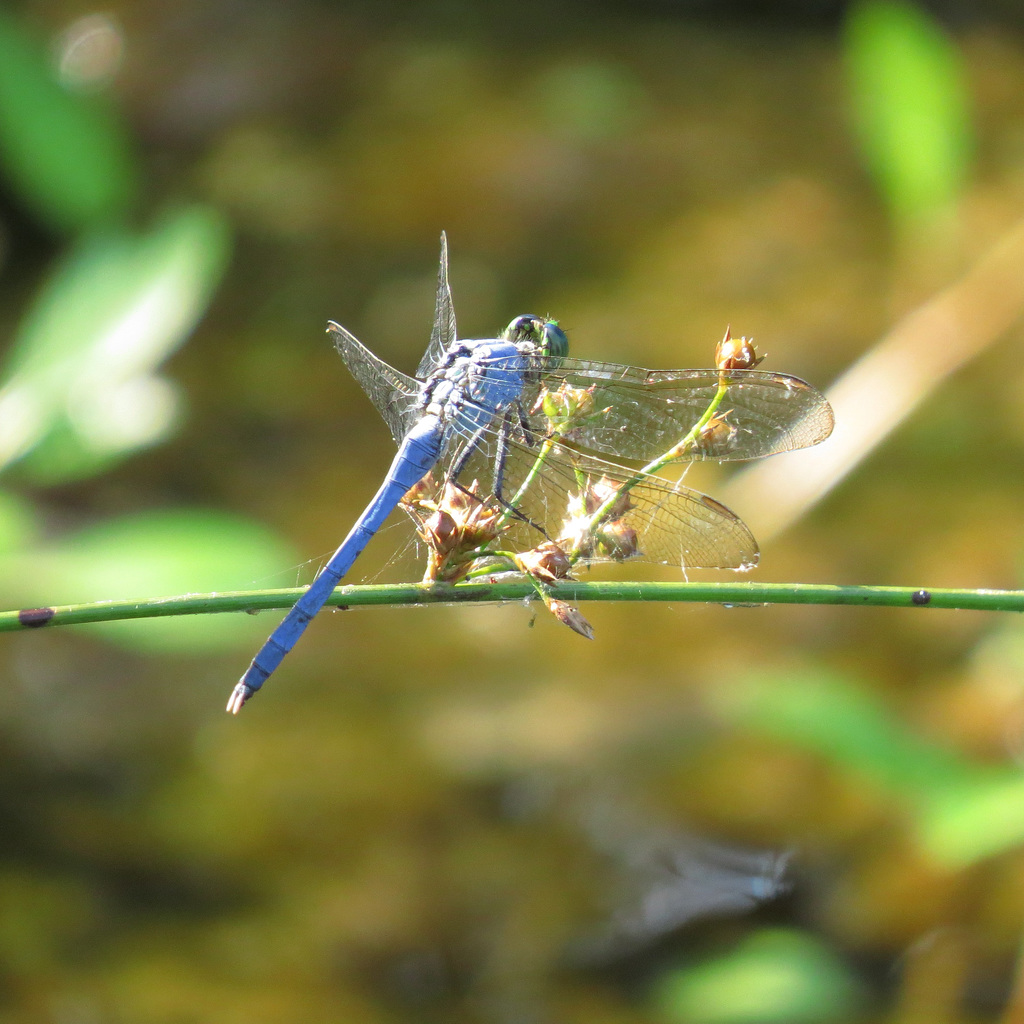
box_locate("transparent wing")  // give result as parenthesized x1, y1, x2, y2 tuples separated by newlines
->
(416, 231, 457, 379)
(519, 358, 834, 462)
(448, 433, 758, 571)
(328, 321, 420, 444)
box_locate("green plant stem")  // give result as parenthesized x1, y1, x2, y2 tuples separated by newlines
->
(3, 580, 1021, 632)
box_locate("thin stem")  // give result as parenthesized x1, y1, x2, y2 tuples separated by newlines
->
(3, 581, 1022, 632)
(463, 550, 518, 579)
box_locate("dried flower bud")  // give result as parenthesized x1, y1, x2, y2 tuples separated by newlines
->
(402, 473, 438, 509)
(404, 476, 506, 584)
(596, 520, 641, 560)
(423, 508, 459, 556)
(696, 413, 738, 456)
(450, 489, 501, 549)
(559, 475, 636, 561)
(442, 479, 481, 513)
(715, 326, 764, 371)
(541, 592, 595, 639)
(559, 518, 597, 560)
(586, 476, 633, 519)
(514, 541, 573, 583)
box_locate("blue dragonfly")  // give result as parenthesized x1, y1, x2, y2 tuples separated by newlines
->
(228, 235, 833, 713)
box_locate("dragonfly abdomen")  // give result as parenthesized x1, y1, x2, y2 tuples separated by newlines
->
(227, 416, 445, 713)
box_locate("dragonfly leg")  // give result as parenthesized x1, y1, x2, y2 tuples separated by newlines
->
(444, 413, 545, 536)
(491, 409, 549, 539)
(514, 400, 538, 447)
(446, 424, 509, 513)
(448, 423, 488, 482)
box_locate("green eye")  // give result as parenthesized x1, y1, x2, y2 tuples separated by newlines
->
(542, 320, 569, 359)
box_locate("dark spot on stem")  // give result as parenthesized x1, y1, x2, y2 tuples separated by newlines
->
(911, 589, 932, 606)
(18, 607, 55, 627)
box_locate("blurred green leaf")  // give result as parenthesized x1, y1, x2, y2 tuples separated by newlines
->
(916, 772, 1024, 869)
(0, 488, 39, 555)
(844, 0, 972, 224)
(0, 8, 137, 231)
(0, 509, 298, 653)
(718, 669, 969, 797)
(718, 670, 1024, 867)
(653, 929, 861, 1024)
(0, 205, 231, 484)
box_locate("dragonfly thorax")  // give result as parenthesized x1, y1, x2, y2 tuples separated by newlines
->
(418, 338, 534, 438)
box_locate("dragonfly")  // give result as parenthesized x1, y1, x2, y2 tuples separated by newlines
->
(228, 234, 833, 713)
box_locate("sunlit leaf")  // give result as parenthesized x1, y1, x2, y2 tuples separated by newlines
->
(0, 205, 231, 484)
(653, 929, 861, 1024)
(916, 772, 1024, 869)
(0, 7, 136, 231)
(844, 0, 972, 224)
(0, 509, 298, 653)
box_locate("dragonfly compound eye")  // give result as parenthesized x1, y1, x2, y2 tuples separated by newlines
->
(503, 314, 545, 343)
(542, 320, 569, 359)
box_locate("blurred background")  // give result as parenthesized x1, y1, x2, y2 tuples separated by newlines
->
(1, 0, 1024, 1020)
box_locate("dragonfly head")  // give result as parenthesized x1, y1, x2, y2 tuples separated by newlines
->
(502, 315, 569, 360)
